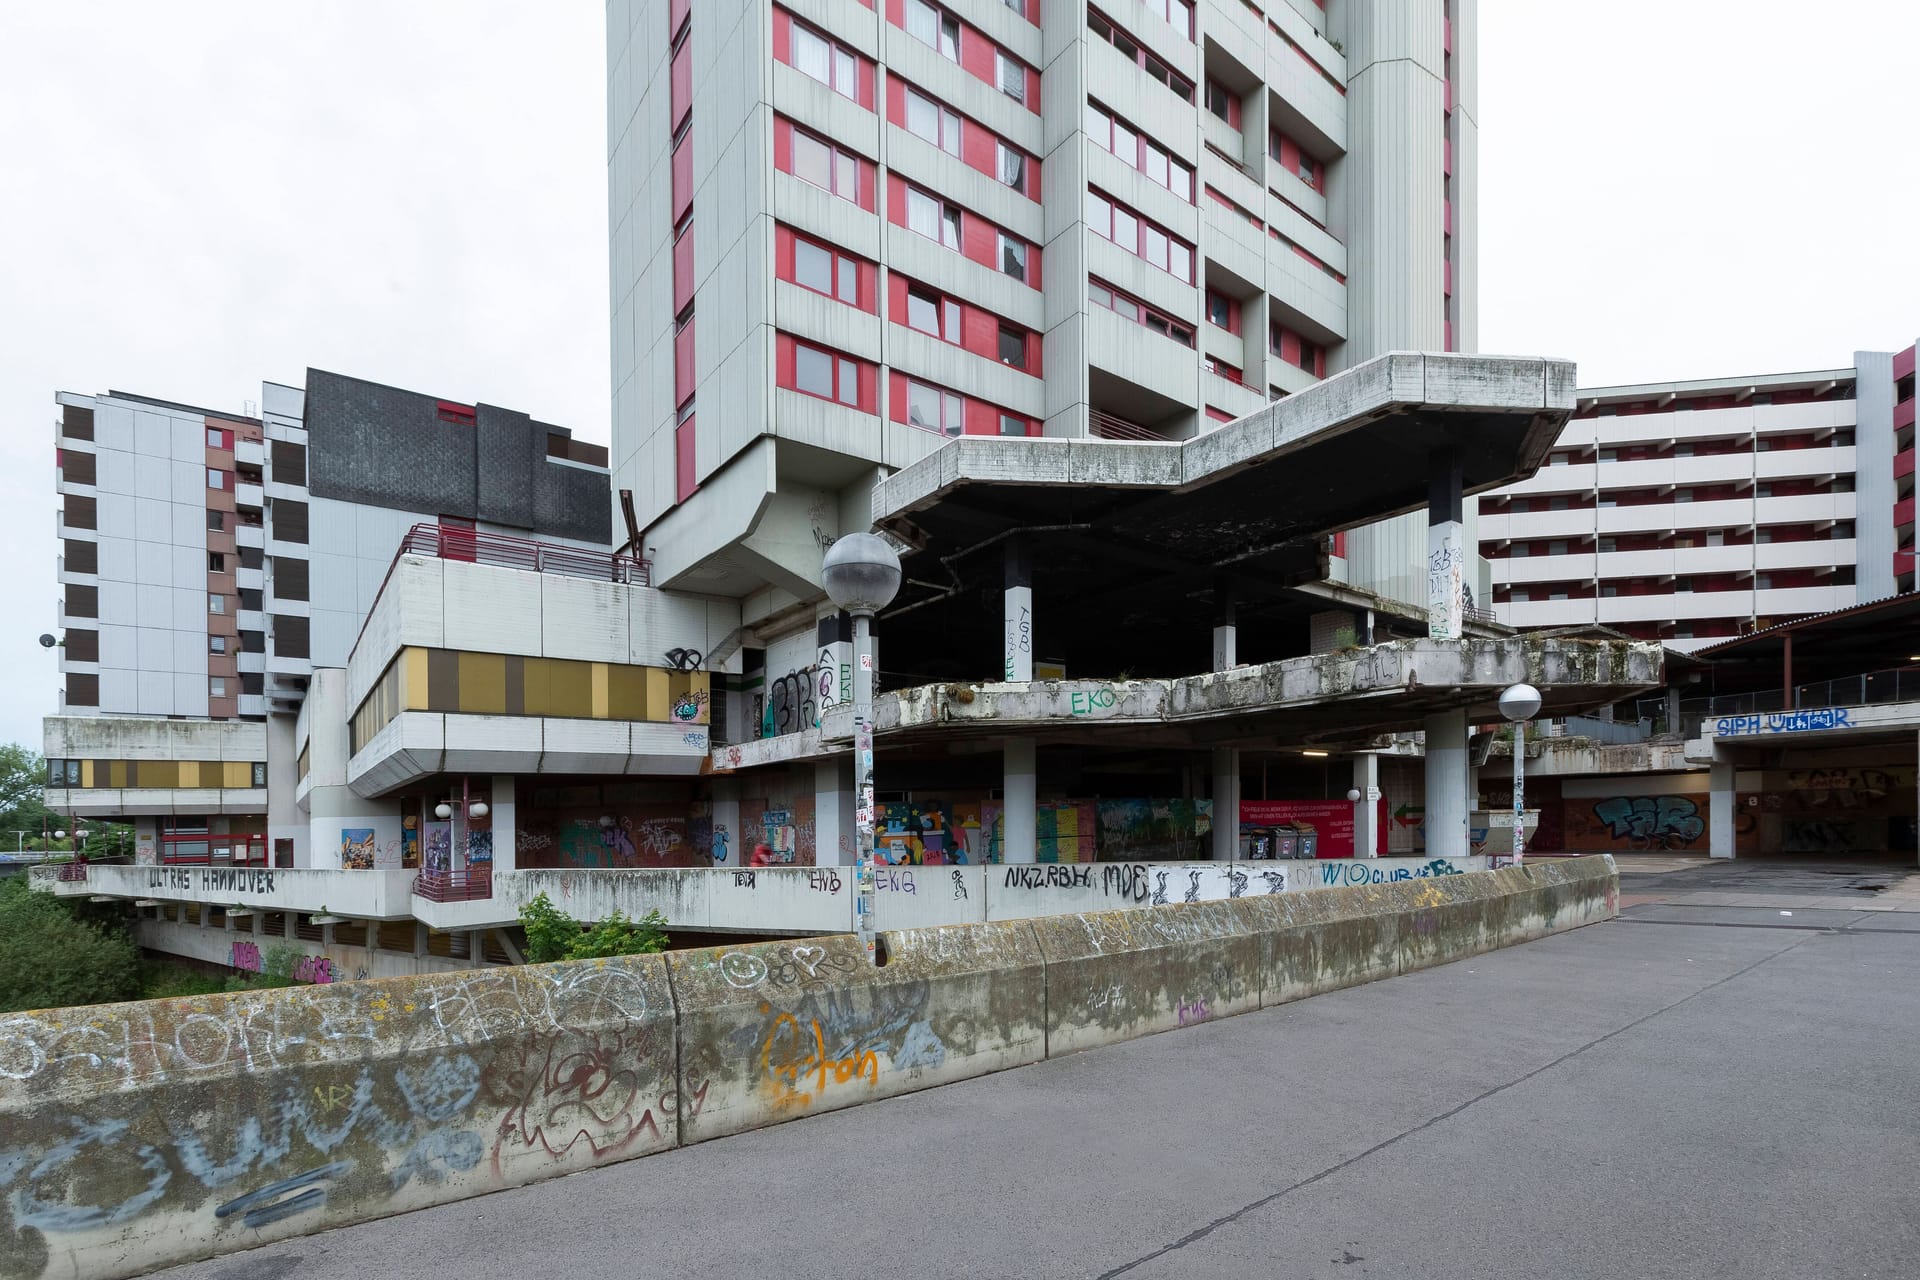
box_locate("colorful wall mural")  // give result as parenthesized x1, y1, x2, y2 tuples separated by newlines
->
(340, 828, 376, 870)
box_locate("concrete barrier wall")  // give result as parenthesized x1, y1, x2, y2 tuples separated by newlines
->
(0, 857, 1613, 1279)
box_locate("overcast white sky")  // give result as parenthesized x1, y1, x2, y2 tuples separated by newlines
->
(1, 1, 1916, 751)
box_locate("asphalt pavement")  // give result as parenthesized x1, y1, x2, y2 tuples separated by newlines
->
(157, 858, 1920, 1280)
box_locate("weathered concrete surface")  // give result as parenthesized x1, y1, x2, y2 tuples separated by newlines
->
(667, 924, 1046, 1144)
(1033, 900, 1264, 1055)
(0, 957, 677, 1280)
(0, 859, 1615, 1280)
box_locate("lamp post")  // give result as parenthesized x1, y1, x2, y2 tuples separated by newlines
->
(1498, 683, 1543, 865)
(821, 533, 902, 965)
(1346, 788, 1363, 857)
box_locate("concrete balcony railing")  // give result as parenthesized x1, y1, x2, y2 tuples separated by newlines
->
(62, 864, 421, 918)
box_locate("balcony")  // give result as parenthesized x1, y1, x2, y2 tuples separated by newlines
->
(1492, 552, 1596, 585)
(1755, 444, 1852, 481)
(413, 865, 492, 902)
(1483, 507, 1598, 541)
(235, 481, 264, 509)
(235, 522, 264, 548)
(1502, 461, 1596, 495)
(1755, 538, 1853, 572)
(1091, 409, 1182, 442)
(1500, 598, 1599, 629)
(1600, 497, 1751, 536)
(234, 438, 265, 467)
(1754, 491, 1855, 526)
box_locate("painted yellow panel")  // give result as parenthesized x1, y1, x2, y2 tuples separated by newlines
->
(591, 662, 609, 719)
(178, 761, 201, 788)
(546, 659, 592, 717)
(607, 665, 648, 720)
(457, 652, 508, 715)
(403, 648, 429, 710)
(644, 668, 670, 721)
(109, 760, 127, 789)
(80, 759, 94, 788)
(223, 761, 249, 789)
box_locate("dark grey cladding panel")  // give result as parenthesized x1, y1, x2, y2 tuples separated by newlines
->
(304, 368, 609, 543)
(306, 369, 476, 517)
(475, 404, 536, 531)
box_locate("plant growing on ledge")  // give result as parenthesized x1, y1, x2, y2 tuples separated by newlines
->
(519, 891, 669, 963)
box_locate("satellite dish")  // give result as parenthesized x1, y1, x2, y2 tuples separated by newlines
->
(37, 634, 56, 649)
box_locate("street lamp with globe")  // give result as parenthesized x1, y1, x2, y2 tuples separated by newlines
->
(1346, 788, 1365, 857)
(821, 533, 902, 964)
(1498, 683, 1543, 864)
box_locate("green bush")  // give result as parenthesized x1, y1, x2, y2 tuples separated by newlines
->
(0, 875, 141, 1013)
(518, 891, 669, 963)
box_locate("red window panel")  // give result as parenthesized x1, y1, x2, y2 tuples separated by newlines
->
(1894, 345, 1916, 381)
(675, 416, 698, 502)
(776, 334, 877, 412)
(437, 400, 476, 425)
(1332, 531, 1346, 557)
(1271, 324, 1326, 377)
(674, 318, 696, 408)
(1206, 406, 1233, 424)
(670, 39, 692, 131)
(673, 224, 695, 314)
(1269, 130, 1324, 191)
(775, 225, 876, 311)
(887, 274, 1039, 374)
(671, 130, 693, 226)
(774, 118, 876, 210)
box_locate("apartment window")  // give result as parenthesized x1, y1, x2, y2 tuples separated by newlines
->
(1510, 589, 1530, 603)
(906, 0, 959, 59)
(208, 551, 225, 572)
(1510, 545, 1529, 558)
(793, 341, 861, 406)
(792, 129, 859, 199)
(793, 236, 859, 305)
(1548, 540, 1569, 555)
(907, 287, 961, 341)
(210, 677, 228, 698)
(206, 427, 225, 448)
(1756, 573, 1773, 590)
(252, 763, 267, 787)
(905, 379, 965, 436)
(1205, 79, 1232, 121)
(907, 187, 961, 248)
(207, 468, 227, 491)
(906, 89, 962, 156)
(1600, 585, 1619, 598)
(1549, 497, 1570, 511)
(1087, 10, 1193, 101)
(1673, 443, 1694, 457)
(998, 325, 1028, 369)
(1147, 0, 1195, 37)
(1089, 279, 1193, 346)
(1835, 521, 1856, 539)
(1675, 577, 1694, 593)
(207, 510, 224, 531)
(1834, 476, 1854, 492)
(996, 50, 1025, 102)
(1205, 291, 1232, 329)
(791, 18, 858, 98)
(1706, 531, 1724, 547)
(999, 233, 1029, 282)
(210, 635, 227, 654)
(1086, 189, 1191, 281)
(1549, 592, 1570, 602)
(1756, 529, 1772, 545)
(997, 141, 1027, 192)
(999, 413, 1027, 436)
(1756, 482, 1772, 499)
(1086, 102, 1192, 202)
(1599, 538, 1617, 553)
(209, 593, 227, 615)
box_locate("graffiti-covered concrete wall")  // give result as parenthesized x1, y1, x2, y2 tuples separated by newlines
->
(1, 859, 1616, 1279)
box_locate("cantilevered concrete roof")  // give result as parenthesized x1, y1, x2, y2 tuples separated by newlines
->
(872, 353, 1575, 588)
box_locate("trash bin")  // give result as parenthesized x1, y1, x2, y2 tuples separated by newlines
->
(1294, 822, 1319, 859)
(1273, 827, 1299, 859)
(1242, 829, 1273, 859)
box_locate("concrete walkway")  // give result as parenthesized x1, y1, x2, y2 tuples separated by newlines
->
(158, 866, 1920, 1280)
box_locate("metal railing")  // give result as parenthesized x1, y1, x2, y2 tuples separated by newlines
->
(413, 866, 493, 902)
(1634, 664, 1920, 740)
(397, 523, 648, 586)
(1090, 410, 1178, 442)
(1792, 666, 1920, 710)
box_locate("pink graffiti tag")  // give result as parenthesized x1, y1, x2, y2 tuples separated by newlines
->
(229, 941, 263, 973)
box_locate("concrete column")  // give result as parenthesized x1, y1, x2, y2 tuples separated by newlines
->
(1666, 686, 1682, 735)
(1352, 754, 1381, 857)
(489, 774, 517, 874)
(813, 759, 856, 866)
(708, 779, 740, 867)
(1004, 540, 1032, 682)
(1709, 760, 1736, 859)
(1212, 589, 1236, 670)
(1427, 449, 1465, 640)
(1210, 747, 1240, 861)
(1003, 739, 1037, 863)
(1423, 708, 1469, 856)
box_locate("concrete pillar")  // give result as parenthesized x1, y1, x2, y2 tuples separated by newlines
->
(1003, 739, 1037, 863)
(1004, 540, 1032, 682)
(708, 779, 740, 867)
(1427, 449, 1464, 640)
(1353, 754, 1381, 857)
(1423, 708, 1469, 856)
(1666, 686, 1682, 735)
(813, 758, 856, 866)
(1212, 589, 1236, 670)
(1709, 760, 1736, 859)
(488, 774, 517, 875)
(1210, 747, 1240, 861)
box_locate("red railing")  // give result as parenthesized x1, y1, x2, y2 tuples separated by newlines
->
(398, 523, 649, 586)
(56, 862, 88, 882)
(1090, 410, 1179, 442)
(413, 866, 493, 902)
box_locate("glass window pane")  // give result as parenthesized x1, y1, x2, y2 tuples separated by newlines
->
(999, 53, 1024, 101)
(793, 132, 831, 188)
(833, 48, 857, 97)
(835, 150, 857, 198)
(795, 345, 834, 397)
(940, 17, 959, 59)
(1116, 297, 1139, 321)
(1112, 122, 1136, 166)
(908, 189, 936, 238)
(907, 381, 941, 431)
(838, 359, 859, 405)
(836, 255, 858, 304)
(944, 392, 964, 434)
(941, 205, 961, 248)
(1086, 191, 1109, 235)
(999, 144, 1024, 189)
(908, 290, 940, 335)
(1144, 146, 1168, 187)
(1089, 282, 1111, 306)
(908, 92, 937, 143)
(907, 0, 937, 46)
(1172, 161, 1193, 201)
(1145, 226, 1168, 269)
(1000, 414, 1024, 436)
(943, 300, 961, 340)
(795, 240, 832, 293)
(1112, 207, 1137, 251)
(1171, 243, 1192, 283)
(1085, 103, 1107, 147)
(1000, 236, 1026, 280)
(942, 109, 961, 156)
(999, 326, 1026, 368)
(794, 26, 830, 83)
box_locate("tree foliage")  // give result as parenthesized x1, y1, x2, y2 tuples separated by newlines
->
(0, 744, 54, 847)
(518, 891, 669, 963)
(0, 875, 141, 1013)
